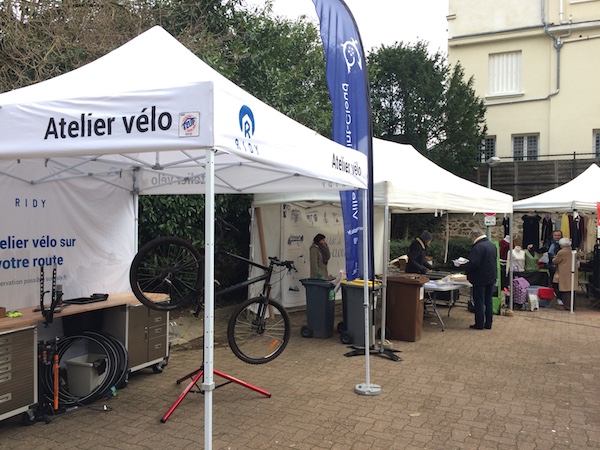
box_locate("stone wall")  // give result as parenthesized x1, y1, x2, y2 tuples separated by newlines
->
(437, 213, 523, 243)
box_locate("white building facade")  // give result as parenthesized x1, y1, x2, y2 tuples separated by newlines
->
(448, 0, 600, 161)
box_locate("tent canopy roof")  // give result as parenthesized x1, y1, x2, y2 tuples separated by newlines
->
(254, 138, 513, 214)
(0, 26, 366, 195)
(513, 163, 600, 212)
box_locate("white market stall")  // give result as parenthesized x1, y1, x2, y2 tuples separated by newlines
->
(513, 163, 600, 312)
(252, 138, 513, 350)
(0, 26, 368, 447)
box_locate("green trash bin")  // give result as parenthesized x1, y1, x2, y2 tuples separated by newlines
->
(300, 278, 335, 339)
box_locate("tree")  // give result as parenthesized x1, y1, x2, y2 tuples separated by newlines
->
(429, 63, 487, 176)
(367, 42, 487, 177)
(368, 41, 446, 152)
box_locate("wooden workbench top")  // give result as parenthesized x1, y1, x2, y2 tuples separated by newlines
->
(0, 292, 142, 332)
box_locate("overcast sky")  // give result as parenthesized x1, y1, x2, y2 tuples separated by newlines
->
(245, 0, 449, 54)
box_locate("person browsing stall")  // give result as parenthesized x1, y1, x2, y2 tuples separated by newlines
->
(551, 237, 578, 311)
(406, 230, 434, 274)
(310, 233, 330, 279)
(462, 228, 497, 330)
(547, 230, 564, 306)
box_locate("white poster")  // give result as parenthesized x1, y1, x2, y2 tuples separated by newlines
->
(0, 160, 135, 311)
(280, 203, 345, 308)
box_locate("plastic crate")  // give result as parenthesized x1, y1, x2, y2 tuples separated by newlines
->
(65, 353, 108, 397)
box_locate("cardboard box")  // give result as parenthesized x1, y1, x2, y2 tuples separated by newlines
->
(0, 307, 5, 318)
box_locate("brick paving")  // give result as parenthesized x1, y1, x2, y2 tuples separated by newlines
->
(1, 295, 600, 449)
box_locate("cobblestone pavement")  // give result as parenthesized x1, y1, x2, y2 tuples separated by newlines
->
(1, 295, 600, 449)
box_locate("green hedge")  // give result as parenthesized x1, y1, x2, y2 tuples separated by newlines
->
(389, 237, 473, 271)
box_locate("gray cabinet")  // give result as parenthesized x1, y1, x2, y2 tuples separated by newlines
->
(0, 326, 37, 422)
(103, 304, 169, 373)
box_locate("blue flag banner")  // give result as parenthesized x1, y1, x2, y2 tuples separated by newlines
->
(312, 0, 373, 281)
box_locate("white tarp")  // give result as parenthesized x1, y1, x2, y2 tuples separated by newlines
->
(254, 138, 513, 214)
(513, 163, 600, 212)
(0, 26, 367, 311)
(0, 159, 135, 311)
(0, 26, 367, 195)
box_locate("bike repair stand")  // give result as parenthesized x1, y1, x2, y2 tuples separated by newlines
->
(160, 337, 271, 423)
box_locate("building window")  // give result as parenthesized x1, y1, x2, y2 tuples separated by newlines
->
(513, 134, 539, 161)
(488, 51, 522, 96)
(481, 136, 496, 162)
(594, 130, 600, 157)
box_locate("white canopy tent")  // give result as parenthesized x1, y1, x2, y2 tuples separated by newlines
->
(0, 26, 368, 448)
(252, 138, 513, 348)
(253, 138, 513, 278)
(513, 163, 600, 313)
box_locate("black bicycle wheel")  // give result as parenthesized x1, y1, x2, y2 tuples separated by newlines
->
(227, 297, 290, 364)
(130, 236, 203, 311)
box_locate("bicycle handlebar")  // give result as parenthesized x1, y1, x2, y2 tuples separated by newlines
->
(269, 256, 297, 272)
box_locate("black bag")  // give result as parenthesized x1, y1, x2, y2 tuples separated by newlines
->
(467, 299, 475, 313)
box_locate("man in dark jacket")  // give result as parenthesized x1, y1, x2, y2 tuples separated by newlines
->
(462, 228, 497, 330)
(406, 230, 434, 274)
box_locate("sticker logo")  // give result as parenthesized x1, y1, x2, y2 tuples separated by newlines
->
(238, 105, 255, 138)
(340, 38, 363, 74)
(179, 112, 200, 137)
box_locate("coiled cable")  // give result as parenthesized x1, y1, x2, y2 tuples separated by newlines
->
(39, 331, 128, 408)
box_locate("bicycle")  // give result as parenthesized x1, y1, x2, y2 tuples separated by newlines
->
(129, 224, 296, 365)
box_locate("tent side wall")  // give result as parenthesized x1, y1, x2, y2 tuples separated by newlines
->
(0, 160, 136, 311)
(250, 201, 385, 308)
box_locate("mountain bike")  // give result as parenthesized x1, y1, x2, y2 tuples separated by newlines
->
(129, 223, 295, 364)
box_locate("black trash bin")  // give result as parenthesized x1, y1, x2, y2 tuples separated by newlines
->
(339, 280, 380, 346)
(299, 278, 335, 339)
(385, 273, 428, 342)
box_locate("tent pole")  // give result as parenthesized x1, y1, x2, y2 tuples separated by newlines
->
(254, 207, 268, 266)
(509, 214, 514, 310)
(204, 149, 216, 449)
(355, 189, 381, 396)
(570, 249, 576, 314)
(379, 204, 390, 351)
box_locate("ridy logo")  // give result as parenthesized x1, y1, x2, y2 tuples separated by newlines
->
(178, 112, 200, 137)
(340, 38, 363, 74)
(235, 105, 259, 155)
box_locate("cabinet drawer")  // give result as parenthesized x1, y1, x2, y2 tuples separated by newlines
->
(148, 336, 167, 361)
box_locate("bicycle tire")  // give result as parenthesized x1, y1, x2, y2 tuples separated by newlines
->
(130, 236, 203, 311)
(227, 297, 291, 364)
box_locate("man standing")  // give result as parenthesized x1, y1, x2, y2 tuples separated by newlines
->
(462, 228, 497, 330)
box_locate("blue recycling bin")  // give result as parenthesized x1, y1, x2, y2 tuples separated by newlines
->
(299, 278, 335, 339)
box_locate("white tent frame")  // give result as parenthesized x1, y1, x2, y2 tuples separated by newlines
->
(0, 27, 369, 449)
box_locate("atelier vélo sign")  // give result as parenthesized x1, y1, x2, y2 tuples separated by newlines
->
(43, 106, 173, 139)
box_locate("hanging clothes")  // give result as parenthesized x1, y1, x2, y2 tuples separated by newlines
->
(521, 214, 541, 249)
(502, 216, 510, 237)
(571, 213, 584, 249)
(560, 213, 570, 238)
(540, 214, 553, 248)
(499, 236, 510, 260)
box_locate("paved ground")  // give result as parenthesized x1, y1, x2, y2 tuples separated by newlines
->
(1, 293, 600, 449)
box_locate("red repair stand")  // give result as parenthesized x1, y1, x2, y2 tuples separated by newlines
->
(160, 365, 271, 423)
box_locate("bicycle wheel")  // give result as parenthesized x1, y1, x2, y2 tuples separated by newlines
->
(227, 297, 290, 364)
(130, 236, 203, 311)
